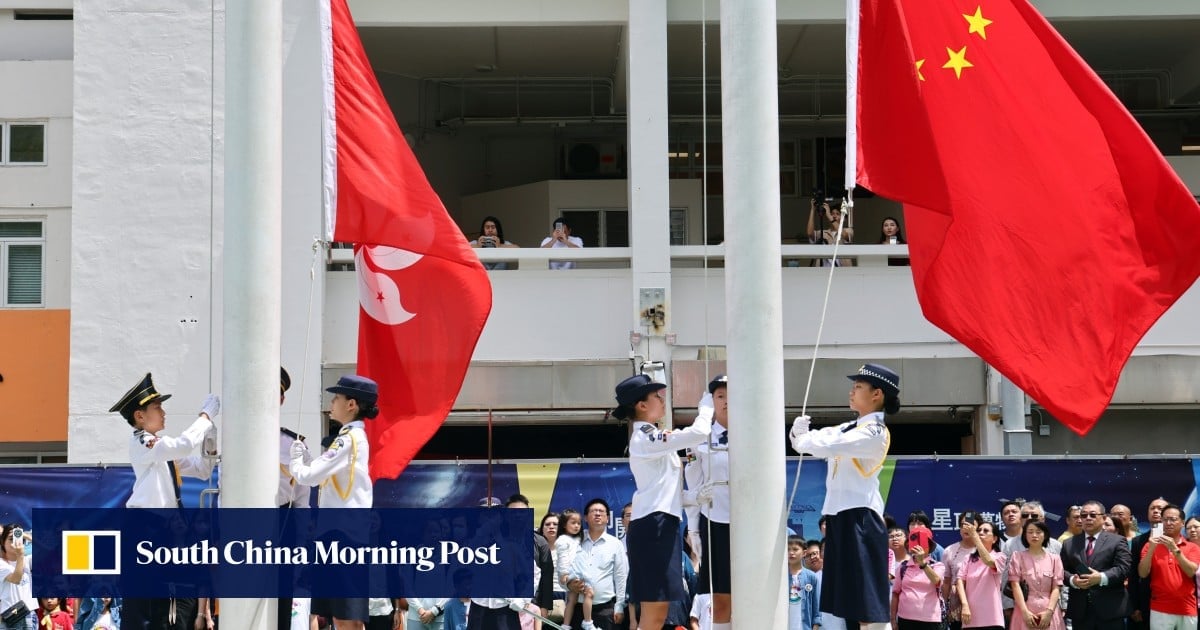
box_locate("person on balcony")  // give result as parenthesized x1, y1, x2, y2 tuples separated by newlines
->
(807, 200, 854, 267)
(540, 217, 584, 269)
(470, 216, 520, 270)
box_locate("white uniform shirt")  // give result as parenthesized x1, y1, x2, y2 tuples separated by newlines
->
(539, 235, 584, 269)
(684, 421, 730, 527)
(277, 431, 312, 508)
(790, 412, 889, 517)
(127, 415, 216, 509)
(628, 410, 712, 521)
(290, 420, 372, 508)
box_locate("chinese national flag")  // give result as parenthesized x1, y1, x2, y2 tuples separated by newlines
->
(323, 0, 492, 479)
(856, 0, 1200, 434)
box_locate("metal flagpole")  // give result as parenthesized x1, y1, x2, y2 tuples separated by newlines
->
(720, 0, 788, 627)
(222, 0, 283, 627)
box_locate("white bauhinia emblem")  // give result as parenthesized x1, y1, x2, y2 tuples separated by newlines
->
(356, 246, 420, 325)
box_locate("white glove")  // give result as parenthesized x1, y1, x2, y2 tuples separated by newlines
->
(199, 394, 220, 419)
(697, 391, 715, 418)
(507, 599, 525, 612)
(696, 483, 716, 507)
(790, 415, 811, 443)
(289, 439, 309, 463)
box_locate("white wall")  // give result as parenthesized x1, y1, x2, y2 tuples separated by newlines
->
(69, 0, 224, 463)
(0, 61, 72, 207)
(0, 10, 72, 61)
(69, 0, 327, 463)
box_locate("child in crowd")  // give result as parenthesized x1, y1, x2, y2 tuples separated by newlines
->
(788, 535, 822, 630)
(556, 509, 595, 630)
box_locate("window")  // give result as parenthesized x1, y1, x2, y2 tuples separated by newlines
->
(2, 122, 47, 165)
(666, 139, 800, 196)
(561, 209, 629, 247)
(1, 222, 44, 306)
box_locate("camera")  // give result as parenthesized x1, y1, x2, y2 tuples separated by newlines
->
(811, 188, 825, 205)
(482, 236, 496, 248)
(11, 527, 23, 545)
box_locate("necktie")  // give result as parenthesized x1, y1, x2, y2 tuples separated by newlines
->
(167, 460, 183, 508)
(1085, 535, 1095, 558)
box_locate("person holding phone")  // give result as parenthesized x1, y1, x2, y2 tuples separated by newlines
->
(890, 526, 944, 630)
(470, 216, 519, 270)
(1061, 500, 1131, 630)
(1135, 504, 1200, 630)
(0, 523, 36, 630)
(540, 217, 583, 270)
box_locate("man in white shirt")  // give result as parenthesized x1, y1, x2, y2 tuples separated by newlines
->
(566, 499, 628, 630)
(539, 217, 583, 269)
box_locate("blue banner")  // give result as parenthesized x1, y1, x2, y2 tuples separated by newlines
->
(32, 508, 533, 598)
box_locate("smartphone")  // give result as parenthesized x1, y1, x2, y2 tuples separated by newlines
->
(1152, 523, 1164, 538)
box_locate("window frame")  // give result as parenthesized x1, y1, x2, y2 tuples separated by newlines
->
(0, 220, 46, 307)
(1, 121, 49, 166)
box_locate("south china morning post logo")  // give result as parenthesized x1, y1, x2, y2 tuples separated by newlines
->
(61, 530, 121, 575)
(36, 508, 533, 598)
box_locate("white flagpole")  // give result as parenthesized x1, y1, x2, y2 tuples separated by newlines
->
(721, 0, 788, 628)
(223, 0, 283, 627)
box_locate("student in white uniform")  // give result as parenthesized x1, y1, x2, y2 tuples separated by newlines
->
(683, 374, 732, 630)
(276, 368, 313, 630)
(290, 374, 378, 630)
(616, 374, 712, 630)
(110, 372, 219, 630)
(790, 363, 899, 630)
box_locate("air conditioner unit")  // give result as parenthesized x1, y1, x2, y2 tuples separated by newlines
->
(563, 142, 625, 179)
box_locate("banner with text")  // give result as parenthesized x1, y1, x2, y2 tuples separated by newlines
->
(32, 508, 533, 598)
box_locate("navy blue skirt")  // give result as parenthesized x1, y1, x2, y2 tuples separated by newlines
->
(821, 507, 890, 624)
(311, 597, 369, 622)
(695, 515, 731, 594)
(627, 512, 684, 603)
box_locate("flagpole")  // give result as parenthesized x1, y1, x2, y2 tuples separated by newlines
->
(223, 0, 283, 627)
(720, 0, 788, 627)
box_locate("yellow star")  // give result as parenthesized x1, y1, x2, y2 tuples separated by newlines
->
(915, 59, 926, 81)
(942, 46, 974, 79)
(963, 6, 993, 39)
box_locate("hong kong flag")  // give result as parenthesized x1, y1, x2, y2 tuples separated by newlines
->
(320, 0, 492, 480)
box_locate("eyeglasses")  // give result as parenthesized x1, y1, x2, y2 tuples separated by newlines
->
(1161, 517, 1182, 524)
(1021, 514, 1039, 520)
(1080, 512, 1102, 519)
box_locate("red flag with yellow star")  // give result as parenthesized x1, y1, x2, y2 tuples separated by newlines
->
(855, 0, 1200, 435)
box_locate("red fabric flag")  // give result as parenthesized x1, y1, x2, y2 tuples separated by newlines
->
(856, 0, 1200, 434)
(322, 0, 492, 479)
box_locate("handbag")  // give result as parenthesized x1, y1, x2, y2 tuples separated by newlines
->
(1002, 579, 1029, 600)
(1, 600, 29, 626)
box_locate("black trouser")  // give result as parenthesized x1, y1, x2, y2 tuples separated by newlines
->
(570, 598, 617, 630)
(366, 612, 394, 630)
(123, 597, 198, 630)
